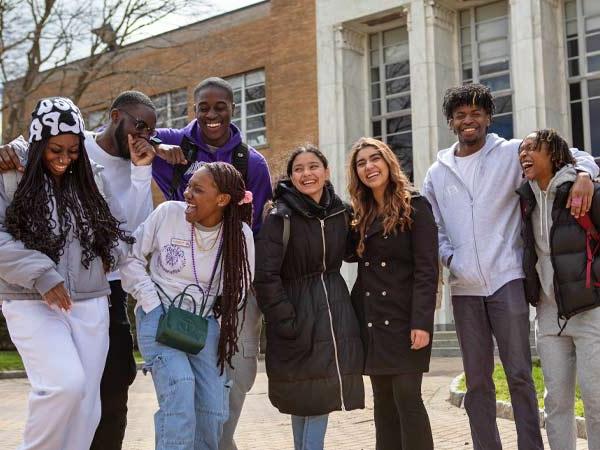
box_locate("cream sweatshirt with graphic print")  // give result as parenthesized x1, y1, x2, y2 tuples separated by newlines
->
(120, 201, 255, 315)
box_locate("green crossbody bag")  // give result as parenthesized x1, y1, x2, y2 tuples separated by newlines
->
(154, 234, 223, 354)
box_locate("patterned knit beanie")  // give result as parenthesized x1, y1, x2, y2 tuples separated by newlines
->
(28, 97, 85, 143)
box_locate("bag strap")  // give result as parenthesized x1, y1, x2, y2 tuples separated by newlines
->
(575, 213, 600, 288)
(168, 135, 199, 200)
(231, 142, 249, 185)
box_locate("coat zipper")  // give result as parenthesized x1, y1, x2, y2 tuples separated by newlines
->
(469, 156, 488, 292)
(319, 209, 346, 410)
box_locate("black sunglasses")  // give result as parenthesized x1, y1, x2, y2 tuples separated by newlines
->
(118, 109, 156, 138)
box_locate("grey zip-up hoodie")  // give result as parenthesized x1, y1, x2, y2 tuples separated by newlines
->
(529, 166, 577, 302)
(423, 133, 598, 296)
(0, 162, 130, 301)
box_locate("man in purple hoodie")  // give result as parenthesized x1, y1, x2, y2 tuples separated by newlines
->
(153, 77, 271, 450)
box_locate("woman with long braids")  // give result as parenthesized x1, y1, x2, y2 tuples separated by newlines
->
(121, 161, 254, 450)
(0, 97, 134, 450)
(348, 137, 438, 450)
(517, 129, 600, 450)
(255, 145, 364, 450)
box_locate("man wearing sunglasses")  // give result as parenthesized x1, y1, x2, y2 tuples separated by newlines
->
(0, 90, 158, 450)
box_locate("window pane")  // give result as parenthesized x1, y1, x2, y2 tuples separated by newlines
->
(232, 119, 242, 130)
(232, 107, 241, 119)
(586, 16, 600, 33)
(228, 75, 243, 90)
(245, 70, 265, 86)
(175, 103, 187, 118)
(371, 83, 381, 100)
(570, 102, 585, 152)
(476, 1, 507, 22)
(372, 120, 382, 137)
(583, 0, 600, 16)
(385, 61, 410, 78)
(569, 58, 580, 76)
(462, 45, 472, 63)
(489, 114, 513, 139)
(369, 34, 379, 50)
(387, 95, 411, 112)
(463, 69, 473, 80)
(153, 95, 167, 109)
(588, 78, 600, 97)
(247, 130, 267, 147)
(384, 44, 409, 64)
(587, 55, 600, 72)
(590, 98, 600, 155)
(247, 115, 265, 130)
(247, 101, 265, 115)
(567, 39, 579, 58)
(371, 67, 380, 83)
(587, 34, 600, 53)
(245, 85, 265, 101)
(172, 117, 188, 129)
(480, 74, 511, 91)
(565, 1, 576, 20)
(461, 27, 470, 45)
(386, 115, 411, 134)
(479, 60, 509, 75)
(476, 18, 507, 41)
(386, 78, 410, 95)
(372, 101, 381, 116)
(570, 82, 582, 101)
(460, 10, 470, 26)
(233, 90, 242, 104)
(566, 20, 578, 37)
(478, 39, 508, 61)
(383, 28, 407, 46)
(494, 95, 512, 114)
(387, 132, 413, 179)
(171, 90, 187, 104)
(370, 50, 380, 67)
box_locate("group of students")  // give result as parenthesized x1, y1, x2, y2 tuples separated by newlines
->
(0, 79, 598, 450)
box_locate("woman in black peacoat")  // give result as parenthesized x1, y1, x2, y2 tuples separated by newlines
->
(347, 137, 439, 450)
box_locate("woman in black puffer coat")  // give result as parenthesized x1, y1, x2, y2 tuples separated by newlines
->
(255, 145, 364, 450)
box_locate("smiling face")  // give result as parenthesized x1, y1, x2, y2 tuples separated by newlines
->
(519, 134, 554, 182)
(183, 167, 231, 226)
(42, 133, 80, 181)
(354, 145, 390, 194)
(450, 104, 490, 148)
(113, 104, 157, 159)
(290, 151, 330, 203)
(195, 86, 235, 147)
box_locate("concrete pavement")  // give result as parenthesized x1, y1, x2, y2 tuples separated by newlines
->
(0, 357, 589, 449)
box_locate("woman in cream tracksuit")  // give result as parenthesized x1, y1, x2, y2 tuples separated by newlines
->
(0, 97, 133, 450)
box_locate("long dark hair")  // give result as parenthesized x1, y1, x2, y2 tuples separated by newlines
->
(203, 162, 253, 372)
(5, 136, 134, 269)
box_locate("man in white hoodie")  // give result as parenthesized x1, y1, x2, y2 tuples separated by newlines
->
(422, 84, 598, 450)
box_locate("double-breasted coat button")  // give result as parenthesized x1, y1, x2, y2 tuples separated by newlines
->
(367, 322, 373, 327)
(381, 262, 386, 267)
(384, 320, 389, 325)
(365, 292, 370, 296)
(365, 262, 370, 267)
(382, 291, 387, 296)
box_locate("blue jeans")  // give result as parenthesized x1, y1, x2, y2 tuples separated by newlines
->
(291, 414, 329, 450)
(136, 306, 229, 450)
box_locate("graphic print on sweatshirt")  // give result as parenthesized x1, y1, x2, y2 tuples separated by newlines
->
(158, 244, 186, 274)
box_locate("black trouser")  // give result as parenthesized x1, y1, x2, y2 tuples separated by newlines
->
(90, 280, 137, 450)
(371, 372, 433, 450)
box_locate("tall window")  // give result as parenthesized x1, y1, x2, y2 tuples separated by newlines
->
(153, 89, 188, 129)
(227, 70, 267, 148)
(460, 1, 513, 138)
(565, 0, 600, 155)
(369, 27, 412, 178)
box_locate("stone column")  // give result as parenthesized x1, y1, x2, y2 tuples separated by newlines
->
(510, 0, 569, 137)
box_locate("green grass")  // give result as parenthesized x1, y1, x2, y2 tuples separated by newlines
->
(457, 359, 585, 417)
(0, 351, 144, 372)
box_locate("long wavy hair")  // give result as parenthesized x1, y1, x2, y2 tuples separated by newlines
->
(202, 162, 253, 373)
(5, 136, 134, 270)
(348, 137, 414, 257)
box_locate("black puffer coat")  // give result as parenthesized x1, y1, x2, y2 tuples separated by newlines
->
(350, 194, 439, 375)
(517, 180, 600, 316)
(254, 180, 365, 416)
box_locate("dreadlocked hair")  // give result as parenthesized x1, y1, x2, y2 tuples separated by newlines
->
(348, 137, 415, 257)
(442, 83, 495, 122)
(524, 129, 575, 174)
(202, 162, 253, 373)
(5, 136, 134, 269)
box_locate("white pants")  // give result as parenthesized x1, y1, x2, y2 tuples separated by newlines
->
(536, 292, 600, 450)
(2, 298, 109, 450)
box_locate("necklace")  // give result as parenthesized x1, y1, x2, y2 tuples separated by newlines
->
(193, 224, 222, 252)
(190, 222, 223, 300)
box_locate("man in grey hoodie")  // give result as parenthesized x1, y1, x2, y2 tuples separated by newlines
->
(422, 84, 598, 450)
